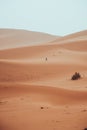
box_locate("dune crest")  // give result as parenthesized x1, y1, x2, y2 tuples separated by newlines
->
(0, 29, 59, 50)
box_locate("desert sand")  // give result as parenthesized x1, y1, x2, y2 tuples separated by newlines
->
(0, 29, 87, 130)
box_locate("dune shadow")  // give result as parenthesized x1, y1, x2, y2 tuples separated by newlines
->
(0, 122, 10, 130)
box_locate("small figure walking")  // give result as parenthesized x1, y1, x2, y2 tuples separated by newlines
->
(45, 57, 47, 61)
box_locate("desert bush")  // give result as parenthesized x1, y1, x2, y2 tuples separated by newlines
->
(41, 107, 44, 109)
(83, 128, 87, 130)
(71, 72, 81, 80)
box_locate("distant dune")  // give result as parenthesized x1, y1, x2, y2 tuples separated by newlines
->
(0, 29, 87, 130)
(52, 30, 87, 43)
(0, 29, 59, 50)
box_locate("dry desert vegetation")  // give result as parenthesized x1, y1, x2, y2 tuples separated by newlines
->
(0, 29, 87, 130)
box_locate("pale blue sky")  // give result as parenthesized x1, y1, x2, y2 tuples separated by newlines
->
(0, 0, 87, 36)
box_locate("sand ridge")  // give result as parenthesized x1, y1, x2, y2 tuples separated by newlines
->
(0, 29, 59, 50)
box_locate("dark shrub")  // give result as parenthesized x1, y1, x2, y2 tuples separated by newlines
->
(41, 107, 44, 109)
(71, 72, 81, 80)
(83, 128, 87, 130)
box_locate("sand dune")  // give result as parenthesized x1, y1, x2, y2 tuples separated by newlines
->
(0, 30, 87, 60)
(0, 41, 87, 61)
(0, 83, 87, 105)
(0, 29, 59, 50)
(51, 30, 87, 51)
(52, 30, 87, 43)
(0, 60, 87, 83)
(0, 29, 87, 130)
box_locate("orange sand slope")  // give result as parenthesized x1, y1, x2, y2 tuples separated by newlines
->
(0, 29, 87, 130)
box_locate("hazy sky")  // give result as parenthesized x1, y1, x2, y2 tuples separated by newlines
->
(0, 0, 87, 35)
